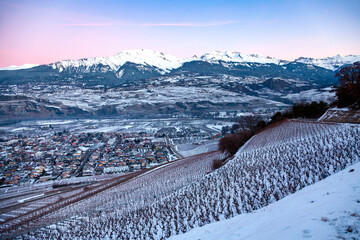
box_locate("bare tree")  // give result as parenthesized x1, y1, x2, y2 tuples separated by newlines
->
(218, 129, 252, 155)
(334, 61, 360, 108)
(235, 114, 263, 134)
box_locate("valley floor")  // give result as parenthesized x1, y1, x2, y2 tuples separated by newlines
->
(171, 162, 360, 240)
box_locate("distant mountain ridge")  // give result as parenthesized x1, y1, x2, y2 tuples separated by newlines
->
(1, 50, 359, 72)
(51, 49, 187, 74)
(199, 50, 284, 65)
(293, 54, 360, 71)
(0, 64, 39, 71)
(0, 49, 358, 87)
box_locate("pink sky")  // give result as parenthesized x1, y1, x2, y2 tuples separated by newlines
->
(1, 0, 359, 67)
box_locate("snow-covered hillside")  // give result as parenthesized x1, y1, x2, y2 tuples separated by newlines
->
(294, 54, 360, 71)
(172, 162, 360, 240)
(19, 120, 360, 239)
(34, 85, 285, 112)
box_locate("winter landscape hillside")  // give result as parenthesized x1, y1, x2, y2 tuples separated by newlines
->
(171, 161, 360, 240)
(8, 120, 359, 239)
(2, 1, 360, 239)
(1, 50, 360, 240)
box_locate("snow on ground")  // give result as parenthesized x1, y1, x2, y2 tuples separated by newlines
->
(10, 127, 34, 132)
(319, 108, 360, 123)
(31, 85, 286, 112)
(177, 140, 219, 157)
(205, 124, 223, 132)
(282, 87, 335, 103)
(36, 120, 75, 125)
(172, 162, 360, 240)
(84, 125, 121, 133)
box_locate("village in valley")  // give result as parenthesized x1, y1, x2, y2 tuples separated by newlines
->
(0, 130, 176, 186)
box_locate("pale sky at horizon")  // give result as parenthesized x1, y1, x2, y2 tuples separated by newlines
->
(0, 0, 359, 67)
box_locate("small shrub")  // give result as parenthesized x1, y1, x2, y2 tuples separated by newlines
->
(321, 217, 329, 222)
(219, 130, 252, 155)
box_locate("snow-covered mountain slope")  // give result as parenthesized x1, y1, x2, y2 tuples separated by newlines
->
(294, 54, 360, 71)
(200, 50, 283, 65)
(51, 49, 187, 73)
(172, 161, 360, 240)
(21, 121, 360, 239)
(0, 64, 39, 71)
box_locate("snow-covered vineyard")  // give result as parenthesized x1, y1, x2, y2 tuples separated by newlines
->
(17, 121, 360, 239)
(171, 162, 360, 240)
(4, 151, 222, 238)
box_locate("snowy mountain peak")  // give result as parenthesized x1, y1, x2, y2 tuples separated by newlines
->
(200, 50, 282, 64)
(0, 64, 39, 71)
(13, 50, 360, 75)
(51, 49, 185, 73)
(110, 49, 184, 71)
(294, 54, 360, 71)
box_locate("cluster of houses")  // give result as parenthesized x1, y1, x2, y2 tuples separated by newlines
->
(0, 131, 170, 187)
(82, 132, 169, 176)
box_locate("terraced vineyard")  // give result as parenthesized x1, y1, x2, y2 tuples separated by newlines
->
(15, 120, 360, 239)
(1, 151, 222, 238)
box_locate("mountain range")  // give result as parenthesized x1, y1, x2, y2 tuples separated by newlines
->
(0, 50, 359, 120)
(0, 50, 359, 86)
(1, 49, 359, 71)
